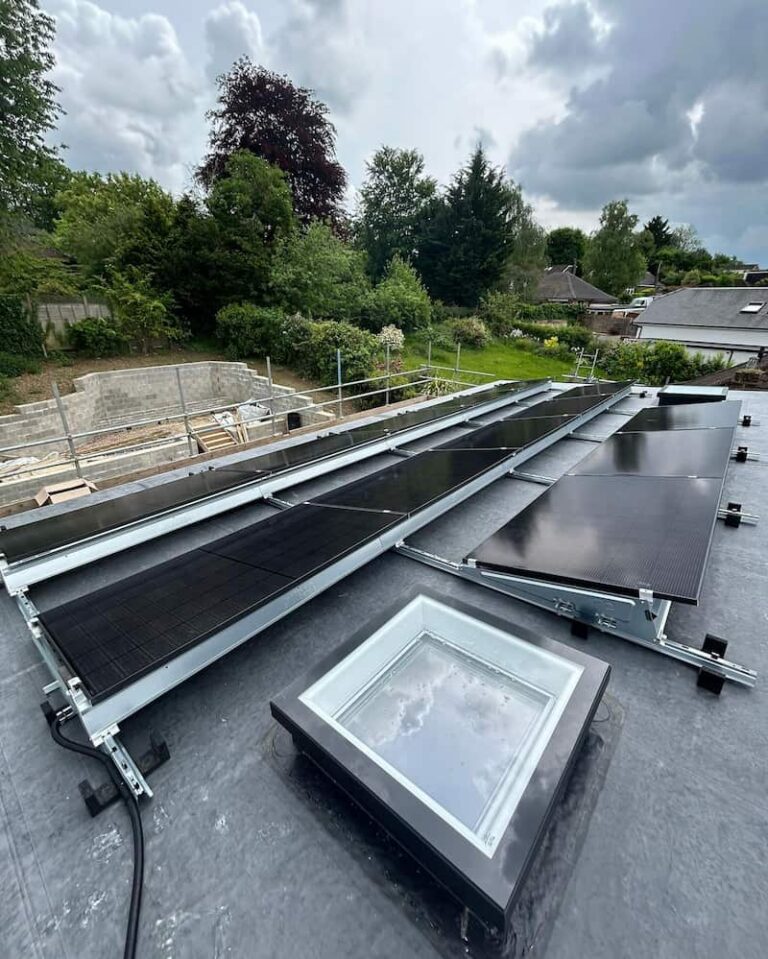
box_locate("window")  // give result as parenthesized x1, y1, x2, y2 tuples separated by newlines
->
(740, 302, 764, 314)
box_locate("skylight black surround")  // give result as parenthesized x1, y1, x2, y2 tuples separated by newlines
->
(270, 590, 610, 932)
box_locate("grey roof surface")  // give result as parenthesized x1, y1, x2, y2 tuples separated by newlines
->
(1, 386, 767, 959)
(639, 287, 768, 329)
(535, 267, 618, 304)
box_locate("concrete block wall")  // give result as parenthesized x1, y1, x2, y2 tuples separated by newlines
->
(0, 362, 328, 457)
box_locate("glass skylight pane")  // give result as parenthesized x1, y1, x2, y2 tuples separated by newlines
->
(299, 596, 583, 856)
(740, 303, 763, 313)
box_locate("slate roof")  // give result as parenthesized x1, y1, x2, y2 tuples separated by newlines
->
(535, 266, 617, 304)
(637, 287, 768, 330)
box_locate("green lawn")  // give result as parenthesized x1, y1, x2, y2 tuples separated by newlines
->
(402, 336, 581, 383)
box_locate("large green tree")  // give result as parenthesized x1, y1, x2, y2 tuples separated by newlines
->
(205, 150, 296, 307)
(643, 215, 673, 252)
(0, 0, 61, 220)
(417, 147, 537, 307)
(583, 200, 647, 296)
(546, 227, 586, 270)
(355, 146, 437, 280)
(54, 172, 176, 279)
(271, 221, 371, 322)
(198, 60, 346, 225)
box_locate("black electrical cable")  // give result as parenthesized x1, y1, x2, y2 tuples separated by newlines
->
(50, 716, 144, 959)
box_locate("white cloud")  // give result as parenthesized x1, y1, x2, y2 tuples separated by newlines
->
(48, 0, 205, 191)
(204, 1, 265, 81)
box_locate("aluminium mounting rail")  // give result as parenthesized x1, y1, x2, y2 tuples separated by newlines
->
(19, 383, 632, 797)
(0, 380, 548, 594)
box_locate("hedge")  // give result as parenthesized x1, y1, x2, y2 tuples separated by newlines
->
(480, 292, 583, 333)
(215, 304, 381, 387)
(0, 294, 45, 356)
(67, 317, 128, 357)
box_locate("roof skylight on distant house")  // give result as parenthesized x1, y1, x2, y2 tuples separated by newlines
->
(740, 302, 764, 313)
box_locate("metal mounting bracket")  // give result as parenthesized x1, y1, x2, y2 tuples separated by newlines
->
(393, 543, 757, 689)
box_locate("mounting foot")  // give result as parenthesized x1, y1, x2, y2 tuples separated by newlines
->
(696, 634, 729, 695)
(79, 731, 170, 817)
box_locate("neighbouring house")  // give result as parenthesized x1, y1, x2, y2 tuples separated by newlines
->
(744, 269, 768, 286)
(634, 287, 768, 361)
(534, 264, 617, 308)
(627, 270, 658, 293)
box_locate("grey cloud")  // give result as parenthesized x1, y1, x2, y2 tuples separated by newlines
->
(528, 1, 601, 70)
(204, 1, 265, 81)
(271, 0, 368, 114)
(511, 0, 768, 227)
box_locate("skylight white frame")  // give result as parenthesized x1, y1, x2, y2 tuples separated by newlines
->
(299, 594, 583, 856)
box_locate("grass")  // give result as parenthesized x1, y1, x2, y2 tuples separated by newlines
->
(402, 336, 581, 383)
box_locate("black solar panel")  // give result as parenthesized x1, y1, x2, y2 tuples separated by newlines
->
(0, 381, 539, 565)
(469, 474, 724, 603)
(0, 468, 266, 564)
(557, 381, 631, 398)
(619, 400, 742, 433)
(571, 428, 735, 478)
(40, 504, 402, 702)
(436, 414, 576, 451)
(513, 393, 616, 419)
(311, 448, 513, 515)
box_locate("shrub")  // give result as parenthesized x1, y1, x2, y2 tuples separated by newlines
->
(366, 256, 432, 332)
(600, 340, 727, 386)
(376, 324, 405, 353)
(215, 303, 286, 359)
(430, 302, 475, 323)
(479, 291, 582, 334)
(67, 317, 127, 357)
(0, 294, 45, 355)
(301, 321, 380, 386)
(107, 273, 181, 354)
(450, 317, 489, 348)
(542, 335, 560, 351)
(0, 352, 42, 376)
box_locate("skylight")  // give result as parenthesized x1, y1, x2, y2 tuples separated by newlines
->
(740, 302, 764, 313)
(271, 591, 610, 930)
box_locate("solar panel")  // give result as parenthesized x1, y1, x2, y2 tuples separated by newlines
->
(619, 400, 742, 433)
(0, 381, 539, 565)
(436, 414, 576, 451)
(469, 474, 724, 603)
(514, 393, 617, 419)
(40, 503, 402, 702)
(556, 381, 631, 398)
(311, 448, 512, 516)
(0, 468, 267, 564)
(571, 428, 735, 478)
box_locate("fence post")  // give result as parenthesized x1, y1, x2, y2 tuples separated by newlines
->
(266, 355, 276, 436)
(588, 350, 598, 381)
(174, 366, 196, 456)
(385, 343, 391, 406)
(427, 339, 432, 373)
(336, 349, 343, 419)
(51, 381, 83, 478)
(454, 342, 461, 383)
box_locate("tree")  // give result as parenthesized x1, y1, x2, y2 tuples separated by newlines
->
(205, 150, 296, 305)
(505, 190, 547, 301)
(198, 59, 346, 225)
(54, 172, 176, 279)
(417, 147, 537, 307)
(367, 256, 432, 332)
(583, 200, 646, 296)
(107, 271, 180, 355)
(670, 223, 700, 252)
(644, 216, 673, 251)
(0, 0, 61, 220)
(271, 221, 371, 322)
(355, 147, 437, 280)
(636, 229, 655, 265)
(546, 227, 586, 270)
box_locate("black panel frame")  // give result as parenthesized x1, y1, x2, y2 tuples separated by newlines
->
(270, 588, 610, 932)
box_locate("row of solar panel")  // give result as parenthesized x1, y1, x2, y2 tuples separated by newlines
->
(39, 383, 628, 703)
(469, 400, 741, 604)
(0, 380, 544, 565)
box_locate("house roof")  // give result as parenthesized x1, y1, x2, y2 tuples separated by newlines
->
(536, 266, 618, 304)
(1, 384, 765, 959)
(637, 287, 768, 330)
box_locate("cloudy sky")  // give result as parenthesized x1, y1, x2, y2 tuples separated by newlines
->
(44, 0, 768, 263)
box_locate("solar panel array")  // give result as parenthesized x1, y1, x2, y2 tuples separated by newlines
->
(469, 399, 740, 604)
(39, 382, 629, 702)
(0, 381, 539, 565)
